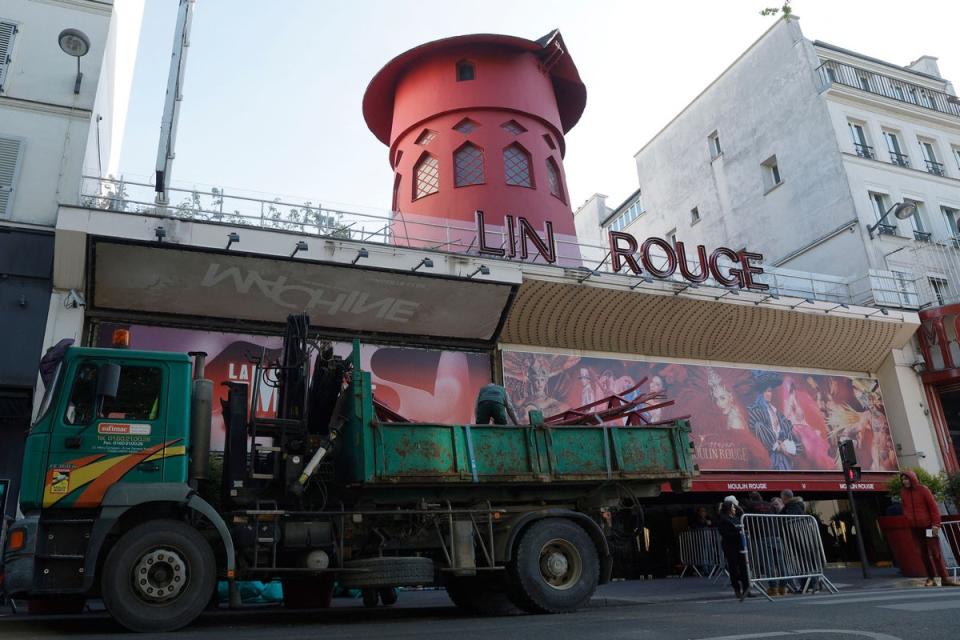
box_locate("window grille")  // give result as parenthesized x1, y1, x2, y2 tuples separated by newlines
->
(501, 120, 526, 135)
(454, 143, 484, 187)
(415, 129, 437, 146)
(414, 154, 440, 199)
(503, 144, 532, 187)
(546, 157, 564, 201)
(453, 118, 479, 134)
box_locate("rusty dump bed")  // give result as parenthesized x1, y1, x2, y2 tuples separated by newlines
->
(336, 348, 697, 490)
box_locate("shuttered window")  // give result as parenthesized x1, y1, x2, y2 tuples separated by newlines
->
(0, 21, 17, 92)
(0, 137, 23, 218)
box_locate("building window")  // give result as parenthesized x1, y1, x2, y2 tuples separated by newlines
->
(691, 206, 701, 224)
(454, 143, 484, 187)
(393, 149, 403, 168)
(0, 20, 17, 92)
(456, 60, 475, 82)
(667, 229, 677, 246)
(708, 131, 722, 159)
(903, 199, 929, 240)
(609, 197, 644, 233)
(453, 118, 479, 134)
(546, 157, 564, 202)
(542, 134, 556, 150)
(413, 153, 440, 199)
(503, 144, 533, 188)
(501, 120, 527, 136)
(919, 139, 944, 176)
(953, 146, 960, 172)
(0, 136, 24, 218)
(391, 173, 401, 210)
(858, 74, 871, 91)
(930, 277, 950, 306)
(848, 121, 873, 159)
(415, 129, 437, 146)
(883, 130, 909, 167)
(761, 155, 781, 192)
(869, 191, 895, 234)
(943, 206, 960, 238)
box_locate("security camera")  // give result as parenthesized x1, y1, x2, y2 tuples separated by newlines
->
(65, 289, 86, 309)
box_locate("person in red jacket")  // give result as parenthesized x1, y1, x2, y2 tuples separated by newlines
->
(899, 470, 959, 587)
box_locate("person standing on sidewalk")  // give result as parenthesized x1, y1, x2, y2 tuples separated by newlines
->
(780, 489, 814, 593)
(718, 496, 752, 600)
(899, 470, 960, 587)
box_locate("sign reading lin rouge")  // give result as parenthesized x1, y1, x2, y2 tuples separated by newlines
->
(474, 211, 768, 290)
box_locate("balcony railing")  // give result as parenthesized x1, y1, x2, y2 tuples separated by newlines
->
(914, 230, 933, 242)
(925, 159, 946, 176)
(889, 151, 910, 168)
(853, 142, 875, 159)
(817, 58, 960, 119)
(875, 222, 898, 236)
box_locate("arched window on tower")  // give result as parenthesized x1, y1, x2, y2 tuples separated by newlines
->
(503, 144, 533, 188)
(546, 157, 565, 203)
(392, 173, 401, 210)
(413, 153, 440, 200)
(454, 142, 485, 187)
(456, 60, 475, 82)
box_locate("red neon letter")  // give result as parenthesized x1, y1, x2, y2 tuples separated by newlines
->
(640, 237, 678, 278)
(475, 210, 505, 257)
(675, 242, 709, 283)
(608, 231, 641, 274)
(518, 216, 556, 264)
(739, 250, 768, 291)
(709, 247, 745, 288)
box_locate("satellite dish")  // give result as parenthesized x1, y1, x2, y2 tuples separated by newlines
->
(893, 202, 917, 220)
(58, 29, 90, 58)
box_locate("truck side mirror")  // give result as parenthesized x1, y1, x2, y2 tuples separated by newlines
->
(97, 363, 121, 399)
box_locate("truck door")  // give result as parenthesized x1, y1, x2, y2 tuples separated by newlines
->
(42, 359, 169, 510)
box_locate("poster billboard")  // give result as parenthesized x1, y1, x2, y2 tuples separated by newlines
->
(97, 324, 491, 451)
(501, 350, 897, 473)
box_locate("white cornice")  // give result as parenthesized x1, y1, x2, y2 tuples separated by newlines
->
(29, 0, 113, 17)
(0, 96, 93, 120)
(823, 85, 960, 132)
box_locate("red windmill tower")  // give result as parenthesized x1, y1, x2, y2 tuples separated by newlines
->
(363, 30, 586, 264)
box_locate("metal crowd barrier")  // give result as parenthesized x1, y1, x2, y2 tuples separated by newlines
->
(942, 521, 960, 578)
(742, 513, 838, 601)
(678, 527, 726, 579)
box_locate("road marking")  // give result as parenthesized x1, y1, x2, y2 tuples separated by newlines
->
(879, 600, 960, 612)
(797, 591, 960, 606)
(692, 631, 902, 640)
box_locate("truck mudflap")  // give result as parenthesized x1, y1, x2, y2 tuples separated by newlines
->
(2, 516, 40, 596)
(498, 509, 613, 585)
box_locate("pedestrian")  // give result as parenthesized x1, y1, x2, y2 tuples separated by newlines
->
(899, 470, 960, 587)
(744, 491, 773, 514)
(718, 496, 751, 600)
(780, 489, 805, 515)
(475, 383, 522, 425)
(690, 506, 714, 529)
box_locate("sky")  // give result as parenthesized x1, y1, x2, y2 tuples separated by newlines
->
(118, 0, 960, 216)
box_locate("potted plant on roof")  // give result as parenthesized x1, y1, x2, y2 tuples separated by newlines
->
(878, 468, 948, 577)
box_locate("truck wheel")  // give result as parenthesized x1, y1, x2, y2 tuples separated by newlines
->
(507, 518, 599, 614)
(378, 587, 398, 606)
(339, 557, 434, 589)
(101, 519, 215, 632)
(282, 576, 334, 609)
(362, 588, 379, 608)
(445, 575, 522, 616)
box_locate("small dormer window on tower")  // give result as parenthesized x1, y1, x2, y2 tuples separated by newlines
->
(456, 60, 475, 82)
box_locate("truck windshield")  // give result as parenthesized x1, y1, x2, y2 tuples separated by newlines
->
(32, 363, 61, 429)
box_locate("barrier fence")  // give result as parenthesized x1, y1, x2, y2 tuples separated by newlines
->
(678, 528, 726, 579)
(742, 513, 838, 600)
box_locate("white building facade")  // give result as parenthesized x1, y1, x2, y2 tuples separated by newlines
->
(0, 0, 143, 516)
(581, 17, 960, 476)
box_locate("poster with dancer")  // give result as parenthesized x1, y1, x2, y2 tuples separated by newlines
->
(501, 350, 897, 473)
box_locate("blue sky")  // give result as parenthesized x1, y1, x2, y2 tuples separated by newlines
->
(119, 0, 960, 214)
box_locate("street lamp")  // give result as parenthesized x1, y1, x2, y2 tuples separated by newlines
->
(866, 201, 917, 239)
(58, 28, 90, 94)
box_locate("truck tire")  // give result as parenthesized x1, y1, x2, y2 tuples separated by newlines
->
(445, 575, 522, 616)
(507, 518, 599, 614)
(339, 557, 435, 589)
(101, 519, 216, 633)
(282, 576, 334, 609)
(378, 587, 398, 606)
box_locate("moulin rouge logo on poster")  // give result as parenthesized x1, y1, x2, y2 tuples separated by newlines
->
(474, 211, 768, 290)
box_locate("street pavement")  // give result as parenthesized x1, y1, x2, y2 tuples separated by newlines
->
(1, 568, 957, 639)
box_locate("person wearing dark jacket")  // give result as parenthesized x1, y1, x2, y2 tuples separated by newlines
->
(718, 496, 752, 600)
(900, 470, 960, 587)
(780, 489, 805, 515)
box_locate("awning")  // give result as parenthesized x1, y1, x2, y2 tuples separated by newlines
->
(501, 269, 920, 373)
(689, 472, 895, 494)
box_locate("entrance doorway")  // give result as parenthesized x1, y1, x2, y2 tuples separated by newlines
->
(0, 388, 32, 518)
(936, 387, 960, 469)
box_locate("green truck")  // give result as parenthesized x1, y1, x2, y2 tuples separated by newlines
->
(2, 315, 696, 632)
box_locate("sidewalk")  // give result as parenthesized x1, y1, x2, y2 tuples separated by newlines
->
(588, 566, 917, 607)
